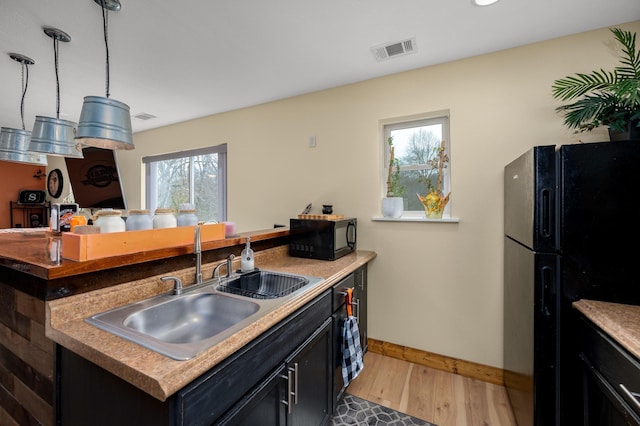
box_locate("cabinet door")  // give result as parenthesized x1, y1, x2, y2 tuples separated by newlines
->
(285, 318, 332, 426)
(354, 265, 368, 352)
(216, 365, 287, 426)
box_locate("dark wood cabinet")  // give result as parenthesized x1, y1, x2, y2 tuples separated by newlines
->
(285, 318, 332, 425)
(354, 265, 367, 352)
(578, 315, 640, 425)
(219, 318, 332, 426)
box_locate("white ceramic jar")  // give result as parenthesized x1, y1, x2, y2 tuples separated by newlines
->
(153, 208, 177, 229)
(94, 209, 126, 233)
(177, 209, 199, 227)
(126, 209, 153, 231)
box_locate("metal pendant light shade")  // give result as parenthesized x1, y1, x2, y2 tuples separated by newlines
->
(0, 53, 48, 166)
(29, 27, 83, 158)
(76, 96, 134, 149)
(76, 0, 134, 150)
(31, 116, 82, 157)
(0, 127, 47, 166)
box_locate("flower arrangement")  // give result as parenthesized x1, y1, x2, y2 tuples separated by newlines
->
(417, 140, 450, 218)
(386, 136, 405, 197)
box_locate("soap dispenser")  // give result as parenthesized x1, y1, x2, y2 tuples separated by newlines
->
(241, 236, 255, 272)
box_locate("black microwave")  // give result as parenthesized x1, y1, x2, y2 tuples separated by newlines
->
(289, 218, 357, 260)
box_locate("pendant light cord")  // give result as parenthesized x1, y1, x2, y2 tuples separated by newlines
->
(53, 35, 61, 118)
(20, 62, 29, 130)
(101, 0, 111, 99)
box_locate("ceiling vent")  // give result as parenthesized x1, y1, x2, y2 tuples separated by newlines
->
(371, 38, 417, 61)
(133, 112, 157, 121)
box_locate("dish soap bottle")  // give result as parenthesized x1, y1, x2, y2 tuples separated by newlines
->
(241, 236, 255, 272)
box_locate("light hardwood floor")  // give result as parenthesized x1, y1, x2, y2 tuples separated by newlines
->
(347, 351, 517, 426)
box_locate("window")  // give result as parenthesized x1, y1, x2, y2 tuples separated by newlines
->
(143, 144, 227, 223)
(381, 111, 451, 218)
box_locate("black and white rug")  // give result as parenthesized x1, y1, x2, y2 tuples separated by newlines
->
(330, 393, 436, 426)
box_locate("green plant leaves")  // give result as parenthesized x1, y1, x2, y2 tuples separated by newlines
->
(551, 27, 640, 133)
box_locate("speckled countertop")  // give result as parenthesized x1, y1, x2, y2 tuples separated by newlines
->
(46, 246, 376, 402)
(573, 299, 640, 360)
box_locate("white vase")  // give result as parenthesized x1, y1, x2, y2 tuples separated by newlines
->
(381, 197, 404, 218)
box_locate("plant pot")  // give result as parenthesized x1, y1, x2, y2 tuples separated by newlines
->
(381, 197, 403, 218)
(608, 121, 640, 142)
(417, 191, 450, 219)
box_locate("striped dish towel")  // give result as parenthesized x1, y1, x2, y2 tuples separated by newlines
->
(342, 288, 364, 386)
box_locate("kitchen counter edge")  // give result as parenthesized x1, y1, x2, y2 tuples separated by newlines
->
(573, 299, 640, 361)
(46, 249, 376, 402)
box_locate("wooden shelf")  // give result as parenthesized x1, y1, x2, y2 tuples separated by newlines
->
(10, 201, 50, 228)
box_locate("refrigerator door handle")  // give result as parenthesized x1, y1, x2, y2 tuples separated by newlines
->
(541, 266, 553, 319)
(541, 188, 552, 238)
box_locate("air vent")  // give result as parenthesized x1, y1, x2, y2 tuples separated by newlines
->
(371, 38, 417, 61)
(133, 112, 157, 121)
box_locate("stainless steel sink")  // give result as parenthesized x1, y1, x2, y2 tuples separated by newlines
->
(123, 293, 260, 344)
(86, 271, 323, 360)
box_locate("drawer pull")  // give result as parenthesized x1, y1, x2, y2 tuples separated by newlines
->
(280, 369, 294, 414)
(619, 383, 640, 413)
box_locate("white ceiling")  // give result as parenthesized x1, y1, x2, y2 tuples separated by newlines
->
(1, 0, 639, 134)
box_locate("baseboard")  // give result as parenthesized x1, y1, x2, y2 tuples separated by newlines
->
(367, 338, 504, 386)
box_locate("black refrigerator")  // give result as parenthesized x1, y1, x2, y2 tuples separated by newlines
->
(503, 141, 640, 426)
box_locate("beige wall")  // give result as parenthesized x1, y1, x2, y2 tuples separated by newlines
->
(113, 21, 640, 369)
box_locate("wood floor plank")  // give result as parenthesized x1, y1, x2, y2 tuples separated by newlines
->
(348, 351, 516, 426)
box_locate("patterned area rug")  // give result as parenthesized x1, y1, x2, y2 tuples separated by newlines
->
(330, 393, 437, 426)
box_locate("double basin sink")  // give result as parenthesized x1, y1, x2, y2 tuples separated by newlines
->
(87, 270, 324, 361)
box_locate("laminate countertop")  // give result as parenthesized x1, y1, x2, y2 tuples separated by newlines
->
(573, 299, 640, 360)
(46, 247, 376, 402)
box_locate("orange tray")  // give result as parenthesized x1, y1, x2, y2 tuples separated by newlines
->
(61, 223, 225, 262)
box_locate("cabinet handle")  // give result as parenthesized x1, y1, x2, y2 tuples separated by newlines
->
(352, 299, 360, 321)
(280, 370, 293, 414)
(290, 363, 299, 405)
(620, 383, 640, 413)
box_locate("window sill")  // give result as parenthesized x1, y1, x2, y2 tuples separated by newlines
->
(372, 216, 460, 223)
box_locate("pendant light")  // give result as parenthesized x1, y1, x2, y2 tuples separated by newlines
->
(29, 27, 83, 158)
(0, 53, 48, 166)
(75, 0, 134, 150)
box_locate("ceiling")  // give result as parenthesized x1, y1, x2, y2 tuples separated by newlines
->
(1, 0, 639, 135)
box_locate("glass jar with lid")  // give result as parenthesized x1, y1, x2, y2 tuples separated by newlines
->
(126, 209, 153, 231)
(93, 209, 126, 233)
(177, 209, 199, 227)
(153, 208, 177, 229)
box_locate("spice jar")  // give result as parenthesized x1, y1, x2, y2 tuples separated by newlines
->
(126, 209, 153, 231)
(153, 208, 177, 229)
(69, 214, 87, 233)
(177, 209, 199, 227)
(93, 209, 126, 233)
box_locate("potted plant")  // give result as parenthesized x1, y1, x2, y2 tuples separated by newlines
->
(417, 140, 450, 219)
(552, 27, 640, 141)
(381, 136, 405, 218)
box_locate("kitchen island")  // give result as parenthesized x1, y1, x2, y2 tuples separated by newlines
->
(0, 228, 375, 425)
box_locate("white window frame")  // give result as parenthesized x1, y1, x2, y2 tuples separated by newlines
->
(143, 144, 227, 222)
(377, 111, 455, 221)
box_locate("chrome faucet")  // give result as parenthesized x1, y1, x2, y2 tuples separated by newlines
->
(194, 225, 202, 285)
(213, 254, 235, 281)
(161, 276, 183, 295)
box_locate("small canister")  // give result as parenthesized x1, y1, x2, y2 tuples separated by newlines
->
(126, 209, 153, 231)
(69, 214, 87, 233)
(93, 209, 126, 233)
(177, 209, 199, 227)
(153, 208, 177, 229)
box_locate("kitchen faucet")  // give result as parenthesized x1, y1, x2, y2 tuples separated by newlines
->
(194, 225, 202, 285)
(213, 254, 235, 281)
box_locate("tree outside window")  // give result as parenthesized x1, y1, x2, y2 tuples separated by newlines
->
(144, 144, 227, 223)
(383, 113, 450, 216)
